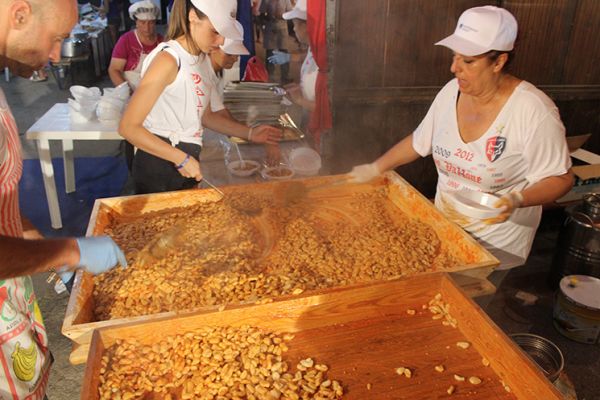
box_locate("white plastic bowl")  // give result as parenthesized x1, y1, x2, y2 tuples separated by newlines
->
(70, 85, 100, 103)
(99, 95, 125, 110)
(68, 98, 96, 120)
(261, 165, 295, 180)
(113, 82, 131, 101)
(446, 190, 502, 219)
(289, 147, 321, 176)
(96, 102, 121, 122)
(70, 110, 91, 124)
(227, 160, 260, 177)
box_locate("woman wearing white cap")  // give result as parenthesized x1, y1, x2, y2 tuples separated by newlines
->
(350, 7, 573, 279)
(270, 0, 317, 112)
(108, 0, 163, 91)
(119, 0, 282, 194)
(207, 23, 282, 165)
(206, 21, 250, 120)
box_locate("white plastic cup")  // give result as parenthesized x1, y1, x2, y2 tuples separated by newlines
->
(289, 147, 322, 176)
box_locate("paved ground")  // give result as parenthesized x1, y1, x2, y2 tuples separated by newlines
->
(2, 40, 599, 400)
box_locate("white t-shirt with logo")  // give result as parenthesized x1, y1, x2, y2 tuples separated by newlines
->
(205, 61, 226, 113)
(141, 40, 217, 147)
(412, 79, 571, 269)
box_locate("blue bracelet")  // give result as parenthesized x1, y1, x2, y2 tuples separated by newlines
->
(175, 154, 190, 170)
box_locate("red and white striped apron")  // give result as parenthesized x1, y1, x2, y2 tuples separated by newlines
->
(0, 89, 50, 400)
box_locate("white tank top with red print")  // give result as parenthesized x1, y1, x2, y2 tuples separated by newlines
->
(0, 88, 51, 400)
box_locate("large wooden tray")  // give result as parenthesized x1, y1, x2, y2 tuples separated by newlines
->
(81, 273, 559, 400)
(64, 172, 499, 364)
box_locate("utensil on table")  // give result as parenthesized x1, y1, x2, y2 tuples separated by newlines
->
(199, 177, 225, 199)
(232, 142, 246, 168)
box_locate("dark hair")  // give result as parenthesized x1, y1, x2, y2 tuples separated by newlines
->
(166, 0, 207, 54)
(486, 50, 515, 70)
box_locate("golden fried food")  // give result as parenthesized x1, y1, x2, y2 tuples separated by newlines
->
(93, 188, 459, 320)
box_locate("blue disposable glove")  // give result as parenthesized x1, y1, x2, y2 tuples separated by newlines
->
(267, 50, 291, 65)
(76, 236, 127, 275)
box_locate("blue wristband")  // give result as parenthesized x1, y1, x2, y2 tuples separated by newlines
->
(175, 154, 190, 170)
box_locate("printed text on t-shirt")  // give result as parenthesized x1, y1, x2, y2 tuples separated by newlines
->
(442, 160, 482, 184)
(454, 148, 474, 162)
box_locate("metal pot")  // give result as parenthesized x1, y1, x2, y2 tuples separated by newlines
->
(550, 193, 600, 288)
(70, 29, 89, 41)
(61, 37, 90, 58)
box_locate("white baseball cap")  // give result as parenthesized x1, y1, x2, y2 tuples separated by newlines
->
(435, 6, 518, 56)
(128, 0, 159, 21)
(191, 0, 242, 40)
(283, 0, 307, 20)
(222, 39, 249, 55)
(221, 21, 249, 55)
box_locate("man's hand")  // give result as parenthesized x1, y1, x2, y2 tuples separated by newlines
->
(249, 125, 283, 145)
(484, 192, 524, 225)
(76, 236, 127, 275)
(349, 163, 381, 183)
(267, 50, 291, 65)
(284, 83, 303, 105)
(265, 143, 282, 166)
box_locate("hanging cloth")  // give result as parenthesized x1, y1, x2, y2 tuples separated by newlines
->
(306, 0, 332, 150)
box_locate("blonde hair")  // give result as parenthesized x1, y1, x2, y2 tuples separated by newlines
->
(166, 0, 207, 55)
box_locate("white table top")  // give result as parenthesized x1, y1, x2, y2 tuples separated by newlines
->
(25, 103, 122, 140)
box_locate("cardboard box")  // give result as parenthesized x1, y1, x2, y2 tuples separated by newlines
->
(558, 134, 600, 203)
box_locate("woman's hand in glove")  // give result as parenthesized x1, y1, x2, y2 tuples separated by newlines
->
(267, 50, 291, 65)
(75, 236, 127, 274)
(484, 192, 524, 225)
(349, 163, 381, 183)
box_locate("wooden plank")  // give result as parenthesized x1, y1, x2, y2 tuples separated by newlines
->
(64, 173, 499, 364)
(450, 273, 497, 298)
(334, 0, 387, 89)
(81, 273, 561, 399)
(440, 277, 562, 399)
(501, 0, 577, 85)
(385, 0, 491, 87)
(562, 0, 600, 84)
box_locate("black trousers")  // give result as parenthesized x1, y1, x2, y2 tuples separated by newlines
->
(132, 136, 201, 194)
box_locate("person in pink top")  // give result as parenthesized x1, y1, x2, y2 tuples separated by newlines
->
(0, 1, 126, 398)
(108, 0, 163, 91)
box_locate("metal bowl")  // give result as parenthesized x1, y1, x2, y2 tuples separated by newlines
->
(510, 333, 564, 382)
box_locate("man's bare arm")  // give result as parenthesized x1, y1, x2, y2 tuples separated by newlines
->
(0, 236, 79, 279)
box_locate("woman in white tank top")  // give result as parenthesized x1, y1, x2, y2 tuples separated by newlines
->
(119, 0, 282, 194)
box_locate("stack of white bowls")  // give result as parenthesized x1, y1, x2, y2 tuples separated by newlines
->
(97, 82, 130, 127)
(68, 85, 101, 123)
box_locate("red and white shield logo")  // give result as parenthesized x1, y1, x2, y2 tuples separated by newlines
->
(486, 136, 506, 162)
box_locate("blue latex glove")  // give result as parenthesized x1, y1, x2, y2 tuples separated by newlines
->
(58, 270, 75, 284)
(267, 50, 291, 65)
(76, 236, 127, 274)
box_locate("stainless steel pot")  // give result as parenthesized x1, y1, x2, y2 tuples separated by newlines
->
(550, 193, 600, 288)
(61, 37, 90, 58)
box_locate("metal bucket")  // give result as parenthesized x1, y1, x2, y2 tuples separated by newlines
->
(550, 193, 600, 288)
(553, 275, 600, 344)
(61, 38, 90, 58)
(510, 333, 564, 382)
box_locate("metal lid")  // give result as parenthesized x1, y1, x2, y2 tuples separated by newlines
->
(560, 275, 600, 310)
